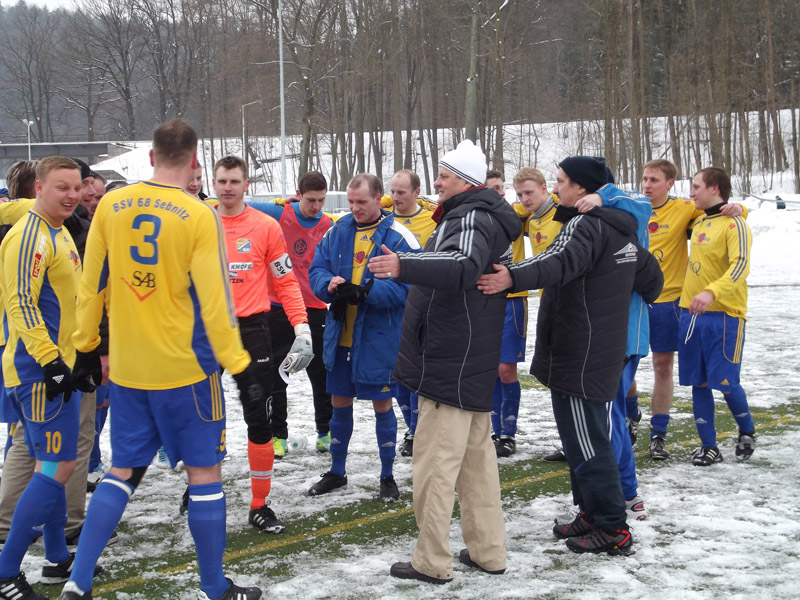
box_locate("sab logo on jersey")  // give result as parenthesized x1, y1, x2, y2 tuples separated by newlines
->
(236, 238, 251, 253)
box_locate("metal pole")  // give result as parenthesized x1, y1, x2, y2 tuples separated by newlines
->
(278, 0, 287, 196)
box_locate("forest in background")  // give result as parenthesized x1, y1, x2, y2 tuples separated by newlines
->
(0, 0, 798, 192)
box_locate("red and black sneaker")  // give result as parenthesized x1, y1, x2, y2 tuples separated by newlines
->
(552, 511, 594, 539)
(566, 527, 633, 556)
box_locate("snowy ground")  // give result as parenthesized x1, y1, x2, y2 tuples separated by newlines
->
(6, 204, 800, 599)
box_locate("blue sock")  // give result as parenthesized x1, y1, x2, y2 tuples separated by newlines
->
(42, 479, 69, 565)
(375, 409, 397, 478)
(723, 385, 755, 433)
(409, 393, 419, 436)
(188, 482, 228, 600)
(491, 378, 502, 434)
(0, 472, 64, 578)
(70, 474, 133, 592)
(501, 381, 521, 437)
(329, 406, 353, 477)
(396, 387, 412, 428)
(692, 386, 717, 447)
(626, 394, 640, 420)
(650, 413, 671, 438)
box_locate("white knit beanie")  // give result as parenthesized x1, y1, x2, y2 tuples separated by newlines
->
(439, 140, 487, 187)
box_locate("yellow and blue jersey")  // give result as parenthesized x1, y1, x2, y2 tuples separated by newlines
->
(73, 180, 250, 390)
(0, 198, 36, 347)
(0, 210, 82, 386)
(527, 195, 562, 256)
(340, 221, 378, 347)
(389, 206, 437, 248)
(679, 213, 751, 319)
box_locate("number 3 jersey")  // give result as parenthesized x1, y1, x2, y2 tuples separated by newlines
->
(73, 180, 250, 390)
(0, 210, 82, 386)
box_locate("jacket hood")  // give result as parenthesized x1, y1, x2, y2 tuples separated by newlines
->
(554, 204, 637, 237)
(442, 187, 520, 243)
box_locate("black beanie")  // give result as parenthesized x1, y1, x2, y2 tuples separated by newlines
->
(70, 158, 93, 181)
(558, 156, 610, 193)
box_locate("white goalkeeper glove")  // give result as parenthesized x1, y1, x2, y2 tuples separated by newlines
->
(281, 323, 314, 375)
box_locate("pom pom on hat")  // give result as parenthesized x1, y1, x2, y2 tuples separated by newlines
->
(440, 140, 487, 188)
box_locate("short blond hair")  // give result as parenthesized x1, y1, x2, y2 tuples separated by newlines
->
(513, 167, 546, 187)
(35, 156, 80, 183)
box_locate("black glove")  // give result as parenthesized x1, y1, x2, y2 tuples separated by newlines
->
(330, 279, 374, 321)
(232, 364, 271, 418)
(43, 357, 72, 402)
(348, 278, 374, 305)
(72, 350, 102, 393)
(330, 281, 358, 321)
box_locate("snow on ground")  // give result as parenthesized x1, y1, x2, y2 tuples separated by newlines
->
(6, 204, 800, 599)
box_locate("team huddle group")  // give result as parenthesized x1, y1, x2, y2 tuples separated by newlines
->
(0, 118, 754, 599)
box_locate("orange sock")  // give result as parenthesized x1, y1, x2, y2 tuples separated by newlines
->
(248, 439, 274, 510)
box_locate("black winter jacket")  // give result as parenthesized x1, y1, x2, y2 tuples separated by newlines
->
(393, 187, 520, 411)
(509, 204, 663, 402)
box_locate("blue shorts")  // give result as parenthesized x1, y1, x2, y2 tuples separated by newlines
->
(6, 383, 80, 461)
(500, 297, 527, 364)
(678, 311, 745, 391)
(327, 346, 396, 400)
(109, 372, 226, 469)
(649, 300, 680, 353)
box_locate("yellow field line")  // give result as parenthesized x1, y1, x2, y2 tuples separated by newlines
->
(94, 410, 798, 595)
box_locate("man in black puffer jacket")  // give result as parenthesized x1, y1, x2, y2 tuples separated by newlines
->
(369, 140, 519, 584)
(478, 156, 663, 556)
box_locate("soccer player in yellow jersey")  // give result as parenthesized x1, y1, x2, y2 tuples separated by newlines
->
(511, 168, 565, 461)
(678, 167, 754, 466)
(514, 168, 561, 257)
(307, 174, 420, 501)
(386, 169, 436, 457)
(0, 157, 92, 600)
(485, 170, 528, 458)
(61, 119, 263, 600)
(634, 160, 742, 460)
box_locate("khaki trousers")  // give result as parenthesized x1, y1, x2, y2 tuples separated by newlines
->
(0, 390, 96, 537)
(411, 396, 506, 579)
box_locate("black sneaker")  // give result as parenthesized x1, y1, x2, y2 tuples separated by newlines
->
(198, 577, 262, 600)
(249, 505, 285, 534)
(692, 446, 723, 466)
(59, 580, 92, 599)
(65, 527, 118, 552)
(308, 472, 347, 496)
(458, 549, 505, 574)
(0, 571, 48, 600)
(735, 431, 756, 461)
(627, 411, 642, 446)
(399, 432, 414, 457)
(566, 527, 633, 555)
(41, 553, 104, 585)
(649, 436, 670, 460)
(390, 561, 452, 584)
(553, 511, 594, 539)
(495, 437, 516, 458)
(179, 486, 189, 516)
(542, 448, 566, 462)
(380, 476, 400, 502)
